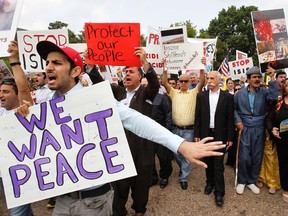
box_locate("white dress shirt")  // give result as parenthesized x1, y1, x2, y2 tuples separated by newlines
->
(209, 89, 220, 128)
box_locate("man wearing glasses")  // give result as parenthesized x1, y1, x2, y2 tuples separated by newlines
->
(162, 59, 206, 190)
(234, 66, 278, 195)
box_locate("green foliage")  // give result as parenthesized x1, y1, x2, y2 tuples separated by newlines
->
(207, 5, 259, 68)
(140, 34, 147, 47)
(48, 21, 85, 43)
(170, 20, 197, 38)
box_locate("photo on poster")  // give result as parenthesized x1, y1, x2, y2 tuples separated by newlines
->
(251, 8, 288, 72)
(0, 59, 13, 84)
(0, 0, 17, 31)
(271, 18, 287, 33)
(160, 26, 187, 45)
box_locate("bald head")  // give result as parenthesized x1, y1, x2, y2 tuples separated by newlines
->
(178, 74, 190, 92)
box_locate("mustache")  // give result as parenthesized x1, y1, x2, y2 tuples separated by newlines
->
(254, 81, 260, 84)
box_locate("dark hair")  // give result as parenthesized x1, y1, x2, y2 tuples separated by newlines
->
(1, 78, 18, 95)
(226, 78, 234, 84)
(66, 57, 79, 83)
(275, 70, 286, 78)
(42, 72, 47, 79)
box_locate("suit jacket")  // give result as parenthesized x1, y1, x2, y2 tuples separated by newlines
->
(87, 65, 160, 167)
(194, 89, 234, 143)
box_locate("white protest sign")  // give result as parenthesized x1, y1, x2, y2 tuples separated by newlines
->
(0, 81, 136, 209)
(160, 26, 187, 46)
(163, 42, 204, 72)
(228, 57, 254, 80)
(17, 29, 69, 72)
(187, 37, 217, 72)
(144, 46, 164, 74)
(0, 0, 23, 57)
(146, 26, 160, 47)
(69, 43, 87, 58)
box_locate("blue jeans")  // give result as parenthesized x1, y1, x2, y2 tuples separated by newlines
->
(172, 128, 194, 182)
(0, 178, 34, 216)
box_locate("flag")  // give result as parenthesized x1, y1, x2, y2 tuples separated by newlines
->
(218, 50, 231, 76)
(236, 50, 248, 60)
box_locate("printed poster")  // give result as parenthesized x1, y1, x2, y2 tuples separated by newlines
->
(251, 8, 288, 72)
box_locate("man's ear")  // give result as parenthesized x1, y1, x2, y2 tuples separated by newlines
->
(71, 66, 82, 78)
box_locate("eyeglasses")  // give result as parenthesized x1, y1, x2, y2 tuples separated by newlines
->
(235, 88, 241, 91)
(179, 80, 189, 83)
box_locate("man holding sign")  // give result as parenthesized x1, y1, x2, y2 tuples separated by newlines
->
(15, 41, 226, 216)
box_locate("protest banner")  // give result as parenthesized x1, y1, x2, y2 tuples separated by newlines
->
(236, 50, 248, 60)
(17, 29, 69, 72)
(84, 23, 141, 67)
(146, 26, 160, 47)
(0, 59, 14, 83)
(188, 37, 217, 72)
(229, 57, 254, 80)
(144, 46, 164, 74)
(160, 26, 187, 46)
(0, 81, 136, 209)
(163, 42, 204, 72)
(0, 0, 23, 57)
(251, 8, 288, 72)
(69, 43, 87, 59)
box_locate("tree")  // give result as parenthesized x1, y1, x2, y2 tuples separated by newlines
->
(207, 5, 259, 68)
(48, 21, 85, 43)
(140, 34, 146, 46)
(170, 20, 197, 38)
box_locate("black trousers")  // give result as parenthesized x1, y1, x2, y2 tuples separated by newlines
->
(204, 129, 226, 196)
(151, 143, 173, 181)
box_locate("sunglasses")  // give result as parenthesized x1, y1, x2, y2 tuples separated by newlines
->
(179, 80, 189, 83)
(251, 76, 262, 79)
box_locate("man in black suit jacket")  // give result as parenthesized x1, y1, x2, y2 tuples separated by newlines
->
(194, 71, 234, 207)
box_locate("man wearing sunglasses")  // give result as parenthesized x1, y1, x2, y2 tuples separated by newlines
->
(162, 59, 206, 190)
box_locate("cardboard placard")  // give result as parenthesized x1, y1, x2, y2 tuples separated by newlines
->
(84, 23, 141, 67)
(0, 81, 136, 209)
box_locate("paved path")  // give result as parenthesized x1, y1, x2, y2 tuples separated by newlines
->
(1, 158, 287, 215)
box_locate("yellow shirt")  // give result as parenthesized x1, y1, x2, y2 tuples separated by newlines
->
(168, 87, 199, 126)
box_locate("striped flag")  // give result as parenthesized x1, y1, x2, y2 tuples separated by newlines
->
(218, 51, 230, 76)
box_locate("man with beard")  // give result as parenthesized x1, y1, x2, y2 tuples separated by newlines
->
(234, 66, 278, 195)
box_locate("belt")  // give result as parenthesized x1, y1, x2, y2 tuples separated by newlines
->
(209, 128, 215, 132)
(67, 183, 111, 199)
(173, 125, 194, 130)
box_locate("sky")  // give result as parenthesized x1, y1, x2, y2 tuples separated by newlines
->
(17, 0, 288, 35)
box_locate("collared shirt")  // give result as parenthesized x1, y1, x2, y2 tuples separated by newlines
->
(121, 85, 141, 107)
(35, 84, 53, 104)
(168, 87, 199, 126)
(0, 107, 15, 177)
(209, 89, 220, 128)
(247, 87, 259, 114)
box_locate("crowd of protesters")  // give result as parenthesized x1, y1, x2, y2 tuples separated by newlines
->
(0, 40, 287, 216)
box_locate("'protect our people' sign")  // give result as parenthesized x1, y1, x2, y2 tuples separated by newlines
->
(0, 81, 136, 209)
(84, 23, 141, 67)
